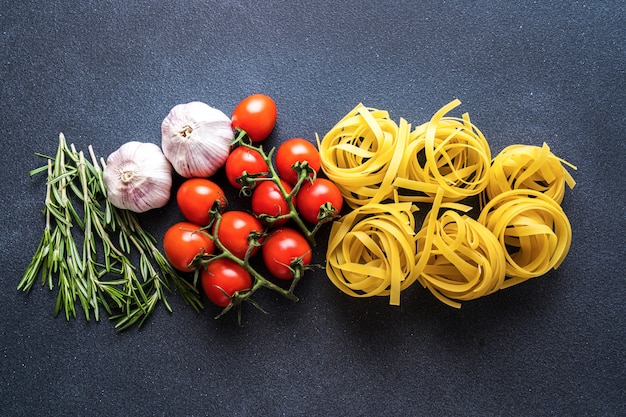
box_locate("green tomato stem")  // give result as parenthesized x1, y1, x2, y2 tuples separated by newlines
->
(237, 141, 320, 246)
(199, 210, 299, 318)
(202, 134, 340, 321)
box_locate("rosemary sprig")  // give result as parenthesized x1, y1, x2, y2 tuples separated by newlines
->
(18, 160, 54, 293)
(19, 133, 203, 330)
(110, 208, 204, 331)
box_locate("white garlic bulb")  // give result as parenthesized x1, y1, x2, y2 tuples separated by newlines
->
(161, 101, 234, 178)
(103, 141, 173, 213)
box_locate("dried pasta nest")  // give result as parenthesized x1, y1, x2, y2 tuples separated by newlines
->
(414, 197, 507, 308)
(325, 203, 418, 305)
(478, 189, 573, 286)
(317, 105, 400, 208)
(394, 99, 492, 203)
(486, 142, 576, 204)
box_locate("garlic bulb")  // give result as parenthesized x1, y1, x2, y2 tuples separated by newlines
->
(161, 101, 234, 178)
(103, 141, 172, 213)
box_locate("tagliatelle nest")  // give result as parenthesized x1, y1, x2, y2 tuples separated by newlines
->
(325, 203, 418, 306)
(486, 142, 576, 204)
(414, 195, 507, 308)
(317, 105, 400, 208)
(478, 189, 573, 287)
(394, 99, 492, 203)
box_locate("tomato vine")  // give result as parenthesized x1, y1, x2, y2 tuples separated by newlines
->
(182, 129, 341, 324)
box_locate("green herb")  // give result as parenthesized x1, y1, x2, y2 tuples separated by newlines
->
(18, 133, 203, 331)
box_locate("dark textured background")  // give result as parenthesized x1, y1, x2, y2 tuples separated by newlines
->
(1, 1, 624, 416)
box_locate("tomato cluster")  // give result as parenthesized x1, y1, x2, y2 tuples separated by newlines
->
(162, 94, 343, 320)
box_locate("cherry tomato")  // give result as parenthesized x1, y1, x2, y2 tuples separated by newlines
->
(275, 138, 321, 185)
(251, 179, 296, 227)
(296, 178, 344, 224)
(200, 258, 252, 307)
(262, 227, 312, 280)
(224, 146, 269, 189)
(163, 222, 214, 272)
(231, 94, 277, 143)
(215, 211, 265, 259)
(176, 178, 227, 226)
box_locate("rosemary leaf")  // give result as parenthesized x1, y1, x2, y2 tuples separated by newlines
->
(18, 227, 51, 292)
(29, 164, 50, 177)
(55, 263, 76, 320)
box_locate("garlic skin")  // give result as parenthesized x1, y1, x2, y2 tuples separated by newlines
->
(161, 101, 234, 178)
(103, 141, 172, 213)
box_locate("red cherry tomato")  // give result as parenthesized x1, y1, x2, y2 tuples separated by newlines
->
(224, 146, 269, 189)
(215, 211, 264, 259)
(251, 179, 296, 227)
(200, 258, 252, 307)
(163, 222, 214, 272)
(296, 178, 343, 224)
(176, 178, 227, 226)
(231, 94, 277, 143)
(275, 138, 321, 185)
(262, 227, 312, 280)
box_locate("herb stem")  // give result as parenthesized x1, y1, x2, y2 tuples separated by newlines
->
(20, 133, 202, 331)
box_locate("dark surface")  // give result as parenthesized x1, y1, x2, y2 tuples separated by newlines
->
(1, 1, 624, 416)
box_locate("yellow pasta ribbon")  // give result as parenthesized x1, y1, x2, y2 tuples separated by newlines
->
(413, 189, 507, 308)
(317, 104, 406, 208)
(486, 142, 577, 204)
(325, 203, 418, 305)
(478, 189, 572, 287)
(394, 99, 492, 203)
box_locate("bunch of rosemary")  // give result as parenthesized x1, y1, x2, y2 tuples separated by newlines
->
(18, 133, 203, 331)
